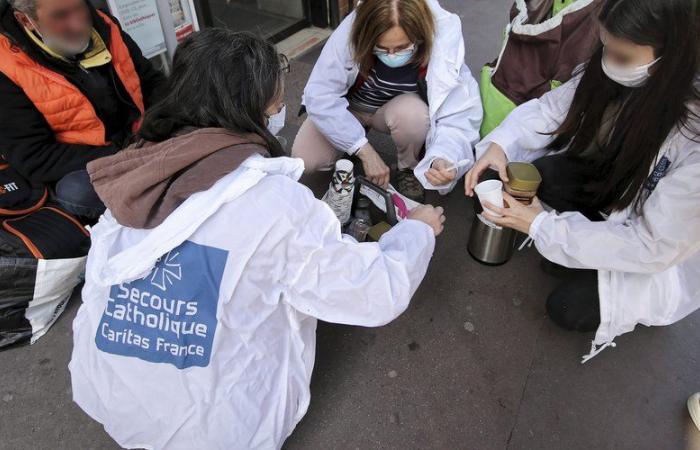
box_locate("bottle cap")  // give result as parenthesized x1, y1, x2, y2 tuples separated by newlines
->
(335, 159, 354, 173)
(506, 162, 542, 192)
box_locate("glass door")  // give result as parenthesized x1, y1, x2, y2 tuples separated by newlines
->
(204, 0, 309, 42)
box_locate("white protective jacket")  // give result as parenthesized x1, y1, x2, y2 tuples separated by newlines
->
(476, 77, 700, 362)
(302, 0, 483, 194)
(69, 155, 435, 449)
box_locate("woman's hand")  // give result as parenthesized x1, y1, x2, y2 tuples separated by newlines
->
(357, 143, 390, 188)
(425, 158, 457, 187)
(482, 192, 545, 235)
(464, 143, 508, 197)
(408, 205, 446, 236)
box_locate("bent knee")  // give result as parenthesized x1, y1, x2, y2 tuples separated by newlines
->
(384, 94, 430, 134)
(55, 170, 99, 206)
(545, 288, 600, 333)
(291, 119, 340, 172)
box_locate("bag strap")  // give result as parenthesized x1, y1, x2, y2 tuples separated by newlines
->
(2, 219, 44, 258)
(0, 187, 47, 217)
(2, 206, 89, 259)
(0, 158, 48, 216)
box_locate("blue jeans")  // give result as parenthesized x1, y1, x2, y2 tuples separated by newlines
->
(54, 170, 105, 219)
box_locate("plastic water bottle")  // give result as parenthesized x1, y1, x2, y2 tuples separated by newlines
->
(322, 159, 355, 225)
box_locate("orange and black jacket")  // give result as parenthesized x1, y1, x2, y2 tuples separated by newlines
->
(0, 0, 165, 183)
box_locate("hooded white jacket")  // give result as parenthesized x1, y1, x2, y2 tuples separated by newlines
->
(302, 0, 483, 194)
(69, 155, 435, 449)
(476, 76, 700, 361)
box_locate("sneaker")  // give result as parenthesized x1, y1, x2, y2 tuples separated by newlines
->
(396, 169, 424, 203)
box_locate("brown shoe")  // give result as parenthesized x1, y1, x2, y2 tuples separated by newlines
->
(396, 169, 425, 203)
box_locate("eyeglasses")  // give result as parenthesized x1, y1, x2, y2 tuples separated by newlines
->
(372, 43, 417, 57)
(279, 54, 290, 74)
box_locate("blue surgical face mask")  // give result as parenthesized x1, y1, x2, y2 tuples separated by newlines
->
(373, 44, 416, 68)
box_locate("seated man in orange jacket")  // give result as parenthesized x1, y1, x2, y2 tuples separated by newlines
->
(0, 0, 164, 219)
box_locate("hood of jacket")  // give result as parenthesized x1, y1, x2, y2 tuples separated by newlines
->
(88, 127, 270, 229)
(89, 153, 305, 288)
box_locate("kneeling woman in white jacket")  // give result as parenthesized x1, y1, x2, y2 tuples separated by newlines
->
(465, 0, 700, 361)
(292, 0, 483, 202)
(69, 29, 445, 449)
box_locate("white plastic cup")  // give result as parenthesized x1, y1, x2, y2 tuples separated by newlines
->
(474, 179, 504, 217)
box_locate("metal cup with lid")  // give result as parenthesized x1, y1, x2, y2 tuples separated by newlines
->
(467, 164, 542, 266)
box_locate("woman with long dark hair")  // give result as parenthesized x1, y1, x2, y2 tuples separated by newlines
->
(69, 29, 445, 449)
(465, 0, 700, 360)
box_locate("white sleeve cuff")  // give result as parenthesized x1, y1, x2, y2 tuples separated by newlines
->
(414, 155, 472, 194)
(528, 211, 550, 240)
(349, 136, 369, 155)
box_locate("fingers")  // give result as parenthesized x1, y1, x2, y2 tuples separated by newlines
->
(380, 171, 390, 188)
(482, 201, 508, 217)
(369, 165, 390, 188)
(381, 163, 390, 188)
(464, 168, 476, 196)
(464, 169, 474, 197)
(425, 171, 440, 186)
(426, 169, 455, 186)
(497, 164, 509, 183)
(464, 160, 486, 196)
(501, 191, 523, 210)
(481, 210, 510, 227)
(431, 158, 446, 170)
(408, 204, 447, 236)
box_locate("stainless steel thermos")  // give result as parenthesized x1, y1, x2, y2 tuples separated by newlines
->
(467, 163, 542, 266)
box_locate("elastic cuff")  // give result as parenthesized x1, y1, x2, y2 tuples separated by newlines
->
(528, 211, 549, 240)
(349, 136, 369, 155)
(419, 155, 470, 194)
(395, 218, 435, 240)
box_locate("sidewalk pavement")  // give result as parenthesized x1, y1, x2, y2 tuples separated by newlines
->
(1, 1, 699, 449)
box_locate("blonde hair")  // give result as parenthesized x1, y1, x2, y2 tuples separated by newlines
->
(351, 0, 435, 76)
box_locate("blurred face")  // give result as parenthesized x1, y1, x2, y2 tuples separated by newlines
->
(14, 0, 92, 56)
(600, 28, 656, 67)
(374, 25, 413, 55)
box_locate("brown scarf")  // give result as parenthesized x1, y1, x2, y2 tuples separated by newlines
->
(88, 128, 269, 229)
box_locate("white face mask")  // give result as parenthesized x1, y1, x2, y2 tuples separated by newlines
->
(27, 16, 90, 57)
(601, 54, 661, 88)
(266, 104, 286, 136)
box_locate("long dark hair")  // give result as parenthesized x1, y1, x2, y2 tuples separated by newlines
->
(548, 0, 700, 211)
(138, 29, 285, 157)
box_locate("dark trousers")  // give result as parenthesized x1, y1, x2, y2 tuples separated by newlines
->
(54, 170, 105, 220)
(532, 154, 602, 332)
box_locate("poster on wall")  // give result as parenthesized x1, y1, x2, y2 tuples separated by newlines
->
(169, 0, 198, 42)
(107, 0, 167, 58)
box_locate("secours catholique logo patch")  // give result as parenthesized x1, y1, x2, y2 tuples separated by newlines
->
(95, 240, 228, 369)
